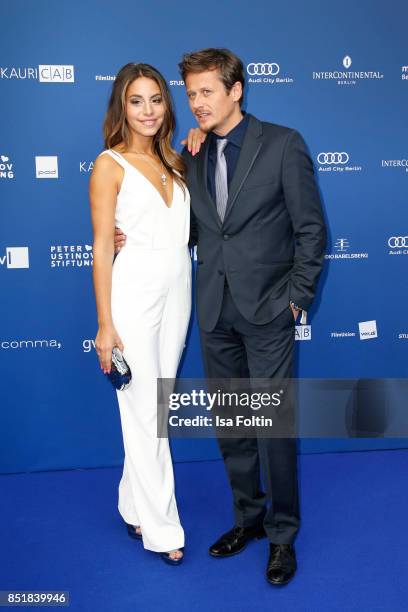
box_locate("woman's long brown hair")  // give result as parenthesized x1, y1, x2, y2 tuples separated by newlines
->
(103, 63, 186, 193)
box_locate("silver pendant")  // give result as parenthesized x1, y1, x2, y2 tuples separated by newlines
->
(160, 173, 167, 185)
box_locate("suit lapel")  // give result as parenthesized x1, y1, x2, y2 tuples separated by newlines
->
(196, 137, 222, 228)
(223, 114, 263, 223)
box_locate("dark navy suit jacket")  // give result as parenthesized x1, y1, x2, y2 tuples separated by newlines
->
(183, 113, 326, 332)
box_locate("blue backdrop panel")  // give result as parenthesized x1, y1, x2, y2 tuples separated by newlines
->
(0, 0, 407, 473)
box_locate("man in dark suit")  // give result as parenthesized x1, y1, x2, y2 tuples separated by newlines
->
(116, 48, 326, 585)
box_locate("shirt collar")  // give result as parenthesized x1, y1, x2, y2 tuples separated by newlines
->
(212, 112, 249, 148)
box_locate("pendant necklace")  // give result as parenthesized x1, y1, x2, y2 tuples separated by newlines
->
(129, 151, 167, 185)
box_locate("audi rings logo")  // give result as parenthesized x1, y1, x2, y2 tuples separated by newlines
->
(317, 152, 349, 165)
(388, 237, 408, 248)
(247, 63, 280, 76)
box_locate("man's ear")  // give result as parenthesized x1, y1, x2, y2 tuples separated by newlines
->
(231, 81, 243, 104)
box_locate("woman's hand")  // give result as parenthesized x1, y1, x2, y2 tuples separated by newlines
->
(95, 324, 124, 374)
(181, 128, 207, 156)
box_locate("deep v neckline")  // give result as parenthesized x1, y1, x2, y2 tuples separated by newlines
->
(112, 150, 175, 209)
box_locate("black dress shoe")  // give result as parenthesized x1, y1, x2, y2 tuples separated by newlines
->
(266, 544, 297, 586)
(209, 525, 266, 557)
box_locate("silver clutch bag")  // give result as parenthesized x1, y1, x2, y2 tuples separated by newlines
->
(106, 347, 132, 391)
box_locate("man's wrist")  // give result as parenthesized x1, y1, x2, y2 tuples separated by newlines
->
(290, 301, 307, 325)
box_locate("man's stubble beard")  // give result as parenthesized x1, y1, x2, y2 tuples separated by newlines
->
(197, 119, 217, 134)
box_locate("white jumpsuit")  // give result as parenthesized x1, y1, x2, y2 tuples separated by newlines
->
(100, 149, 191, 552)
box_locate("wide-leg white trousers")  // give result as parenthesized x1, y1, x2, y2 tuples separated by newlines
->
(111, 245, 191, 552)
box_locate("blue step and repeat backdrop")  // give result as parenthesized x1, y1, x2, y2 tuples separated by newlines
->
(1, 0, 407, 473)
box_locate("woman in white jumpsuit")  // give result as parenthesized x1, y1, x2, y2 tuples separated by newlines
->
(90, 63, 191, 565)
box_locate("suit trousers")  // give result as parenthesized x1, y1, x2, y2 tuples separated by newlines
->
(200, 283, 300, 545)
